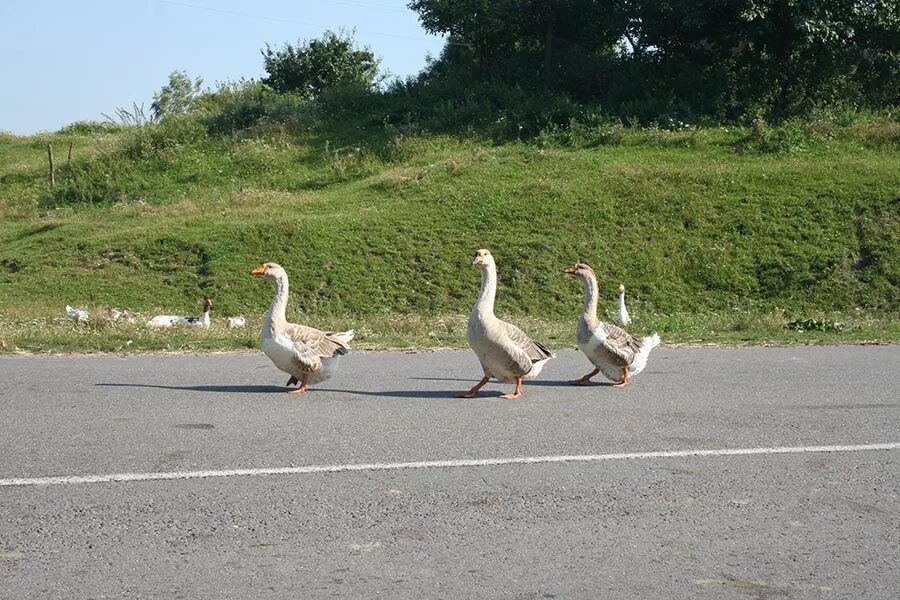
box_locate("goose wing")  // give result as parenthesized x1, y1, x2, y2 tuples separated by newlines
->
(598, 322, 642, 364)
(499, 320, 554, 362)
(283, 323, 350, 372)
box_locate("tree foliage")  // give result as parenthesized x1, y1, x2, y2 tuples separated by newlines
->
(625, 0, 900, 116)
(410, 0, 624, 89)
(261, 30, 380, 98)
(408, 0, 900, 120)
(150, 70, 203, 122)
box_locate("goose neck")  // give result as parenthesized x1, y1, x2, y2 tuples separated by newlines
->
(581, 273, 600, 323)
(473, 264, 497, 318)
(265, 274, 289, 327)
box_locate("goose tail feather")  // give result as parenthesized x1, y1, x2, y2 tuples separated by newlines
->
(629, 333, 660, 376)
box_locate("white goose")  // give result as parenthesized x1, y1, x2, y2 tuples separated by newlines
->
(459, 249, 554, 400)
(251, 262, 354, 393)
(565, 263, 659, 387)
(617, 283, 631, 326)
(147, 297, 212, 328)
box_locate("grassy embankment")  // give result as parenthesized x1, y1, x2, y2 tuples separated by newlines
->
(1, 120, 898, 353)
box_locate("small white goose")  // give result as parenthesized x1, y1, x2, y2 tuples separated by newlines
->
(459, 249, 554, 400)
(227, 315, 246, 329)
(617, 283, 631, 326)
(147, 297, 212, 328)
(565, 263, 659, 387)
(251, 262, 354, 393)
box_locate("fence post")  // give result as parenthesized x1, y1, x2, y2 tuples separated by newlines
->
(48, 144, 55, 187)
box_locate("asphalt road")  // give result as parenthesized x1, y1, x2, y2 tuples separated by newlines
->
(1, 346, 899, 599)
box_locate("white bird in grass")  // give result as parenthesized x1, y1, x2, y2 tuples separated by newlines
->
(617, 283, 631, 326)
(147, 297, 212, 328)
(66, 305, 89, 323)
(227, 315, 246, 329)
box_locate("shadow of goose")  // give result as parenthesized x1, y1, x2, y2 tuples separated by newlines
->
(411, 376, 615, 388)
(95, 383, 286, 394)
(315, 388, 457, 399)
(529, 380, 619, 388)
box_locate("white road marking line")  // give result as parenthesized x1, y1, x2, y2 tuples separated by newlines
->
(2, 442, 899, 488)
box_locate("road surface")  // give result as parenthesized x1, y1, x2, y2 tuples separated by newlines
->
(1, 346, 898, 599)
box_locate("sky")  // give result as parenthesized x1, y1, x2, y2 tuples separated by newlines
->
(0, 0, 446, 135)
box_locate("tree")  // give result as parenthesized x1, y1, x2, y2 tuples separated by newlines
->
(150, 70, 203, 121)
(261, 30, 380, 98)
(625, 0, 900, 116)
(409, 0, 900, 119)
(409, 0, 625, 88)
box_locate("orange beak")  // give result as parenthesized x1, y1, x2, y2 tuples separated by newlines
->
(564, 266, 577, 274)
(251, 265, 265, 277)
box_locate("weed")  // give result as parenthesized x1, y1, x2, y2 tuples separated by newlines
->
(787, 318, 846, 333)
(742, 117, 813, 154)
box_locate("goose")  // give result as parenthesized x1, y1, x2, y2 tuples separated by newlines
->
(251, 262, 354, 393)
(66, 305, 89, 323)
(459, 249, 554, 400)
(147, 297, 212, 328)
(564, 262, 659, 387)
(617, 283, 631, 326)
(227, 315, 246, 329)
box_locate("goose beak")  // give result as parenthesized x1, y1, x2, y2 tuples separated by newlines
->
(251, 266, 266, 277)
(563, 266, 577, 275)
(472, 256, 483, 266)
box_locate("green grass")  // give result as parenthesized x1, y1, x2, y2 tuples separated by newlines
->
(1, 120, 898, 353)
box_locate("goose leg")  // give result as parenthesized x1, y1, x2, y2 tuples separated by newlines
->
(569, 368, 599, 386)
(612, 368, 630, 388)
(457, 376, 490, 398)
(288, 373, 310, 394)
(500, 376, 523, 400)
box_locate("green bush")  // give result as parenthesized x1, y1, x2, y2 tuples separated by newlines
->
(151, 70, 203, 121)
(536, 115, 624, 147)
(199, 81, 314, 136)
(743, 117, 814, 154)
(119, 116, 208, 160)
(261, 30, 380, 98)
(56, 121, 123, 135)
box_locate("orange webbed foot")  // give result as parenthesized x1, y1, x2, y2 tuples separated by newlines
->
(611, 369, 630, 388)
(500, 377, 523, 399)
(458, 376, 490, 399)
